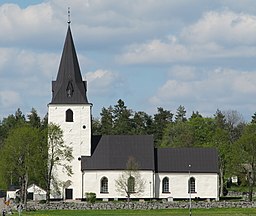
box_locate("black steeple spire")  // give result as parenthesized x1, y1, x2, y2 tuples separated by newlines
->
(50, 24, 89, 104)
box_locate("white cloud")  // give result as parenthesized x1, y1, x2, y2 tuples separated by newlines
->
(118, 38, 190, 64)
(168, 66, 197, 81)
(118, 10, 256, 65)
(0, 48, 14, 71)
(232, 72, 256, 93)
(0, 3, 58, 45)
(0, 90, 20, 108)
(149, 67, 256, 116)
(85, 69, 122, 96)
(181, 10, 256, 46)
(0, 47, 59, 102)
(0, 47, 58, 77)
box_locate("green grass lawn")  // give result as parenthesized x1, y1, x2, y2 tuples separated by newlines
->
(11, 208, 256, 216)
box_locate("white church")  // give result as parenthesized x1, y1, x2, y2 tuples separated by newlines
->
(48, 23, 219, 201)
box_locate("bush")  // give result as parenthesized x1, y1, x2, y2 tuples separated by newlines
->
(86, 192, 96, 203)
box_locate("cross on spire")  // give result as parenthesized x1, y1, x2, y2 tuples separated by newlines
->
(68, 7, 71, 25)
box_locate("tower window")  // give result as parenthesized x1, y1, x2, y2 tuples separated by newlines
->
(66, 81, 74, 97)
(66, 109, 73, 122)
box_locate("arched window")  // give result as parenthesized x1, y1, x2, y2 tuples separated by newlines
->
(188, 177, 196, 193)
(162, 177, 169, 193)
(100, 177, 108, 193)
(66, 109, 73, 122)
(128, 176, 135, 193)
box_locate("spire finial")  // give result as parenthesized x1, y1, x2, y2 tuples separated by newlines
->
(67, 7, 71, 25)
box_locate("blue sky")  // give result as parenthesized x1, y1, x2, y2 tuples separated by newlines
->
(1, 0, 256, 122)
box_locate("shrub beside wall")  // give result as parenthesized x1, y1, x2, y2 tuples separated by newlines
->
(85, 193, 96, 204)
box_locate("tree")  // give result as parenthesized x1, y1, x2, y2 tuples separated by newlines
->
(235, 123, 256, 201)
(223, 110, 245, 143)
(27, 108, 41, 128)
(41, 113, 48, 130)
(208, 127, 230, 197)
(115, 157, 145, 203)
(15, 108, 26, 123)
(152, 107, 173, 146)
(0, 125, 44, 209)
(251, 112, 256, 124)
(188, 116, 215, 147)
(0, 109, 26, 147)
(46, 123, 73, 203)
(132, 111, 153, 135)
(189, 111, 202, 119)
(161, 115, 215, 148)
(92, 117, 101, 135)
(214, 109, 226, 129)
(113, 99, 133, 134)
(161, 121, 194, 147)
(175, 105, 187, 123)
(100, 106, 114, 134)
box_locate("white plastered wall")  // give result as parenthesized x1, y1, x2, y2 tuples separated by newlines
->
(48, 103, 92, 199)
(155, 173, 219, 200)
(83, 170, 154, 199)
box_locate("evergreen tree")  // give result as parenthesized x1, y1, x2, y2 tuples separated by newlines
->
(214, 109, 226, 129)
(15, 108, 26, 123)
(175, 105, 187, 123)
(100, 106, 114, 135)
(27, 108, 41, 128)
(251, 112, 256, 124)
(92, 117, 102, 135)
(153, 107, 173, 146)
(132, 111, 153, 135)
(41, 113, 48, 130)
(113, 99, 133, 134)
(189, 111, 202, 119)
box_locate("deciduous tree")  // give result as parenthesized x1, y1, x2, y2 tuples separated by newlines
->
(46, 123, 73, 203)
(161, 122, 194, 147)
(0, 126, 44, 209)
(235, 123, 256, 201)
(115, 157, 145, 203)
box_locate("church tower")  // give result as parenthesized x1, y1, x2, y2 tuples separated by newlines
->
(48, 23, 92, 199)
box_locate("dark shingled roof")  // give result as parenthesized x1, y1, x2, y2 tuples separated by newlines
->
(7, 185, 20, 191)
(81, 135, 155, 170)
(50, 25, 89, 104)
(156, 147, 218, 173)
